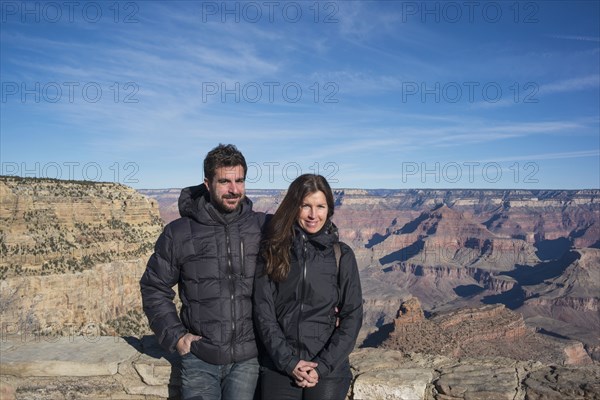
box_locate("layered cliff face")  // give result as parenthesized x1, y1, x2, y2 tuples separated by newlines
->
(478, 191, 600, 250)
(344, 189, 598, 258)
(517, 248, 600, 348)
(138, 188, 181, 226)
(0, 177, 163, 336)
(369, 204, 541, 271)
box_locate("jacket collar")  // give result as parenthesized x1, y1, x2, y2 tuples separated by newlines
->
(293, 219, 339, 250)
(177, 183, 253, 225)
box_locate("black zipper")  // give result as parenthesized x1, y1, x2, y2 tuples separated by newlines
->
(225, 225, 235, 360)
(297, 233, 307, 357)
(240, 239, 245, 277)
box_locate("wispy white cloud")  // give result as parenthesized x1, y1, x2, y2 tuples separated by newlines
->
(551, 35, 600, 42)
(540, 75, 600, 94)
(470, 75, 599, 108)
(480, 150, 600, 163)
(401, 120, 586, 147)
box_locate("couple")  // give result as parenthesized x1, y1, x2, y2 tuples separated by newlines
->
(140, 144, 363, 400)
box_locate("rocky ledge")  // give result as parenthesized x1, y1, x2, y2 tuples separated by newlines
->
(383, 298, 594, 366)
(1, 336, 599, 400)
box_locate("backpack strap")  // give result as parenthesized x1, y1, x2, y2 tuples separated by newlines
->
(333, 242, 342, 274)
(333, 242, 342, 309)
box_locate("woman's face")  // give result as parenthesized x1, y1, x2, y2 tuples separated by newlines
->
(297, 190, 329, 234)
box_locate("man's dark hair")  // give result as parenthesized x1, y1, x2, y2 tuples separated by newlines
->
(203, 144, 248, 182)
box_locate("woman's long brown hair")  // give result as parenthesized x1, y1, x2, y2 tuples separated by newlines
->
(261, 174, 335, 282)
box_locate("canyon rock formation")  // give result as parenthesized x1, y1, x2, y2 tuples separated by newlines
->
(383, 297, 592, 366)
(0, 177, 163, 336)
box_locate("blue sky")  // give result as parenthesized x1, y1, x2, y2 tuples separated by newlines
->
(1, 0, 599, 189)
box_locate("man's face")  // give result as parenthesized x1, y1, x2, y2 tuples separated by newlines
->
(204, 165, 246, 213)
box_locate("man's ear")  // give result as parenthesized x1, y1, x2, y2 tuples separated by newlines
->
(204, 177, 211, 192)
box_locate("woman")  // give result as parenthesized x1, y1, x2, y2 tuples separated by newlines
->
(253, 174, 363, 400)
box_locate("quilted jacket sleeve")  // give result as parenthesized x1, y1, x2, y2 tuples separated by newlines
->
(140, 224, 188, 353)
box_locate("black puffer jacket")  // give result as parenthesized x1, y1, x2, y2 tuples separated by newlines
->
(253, 221, 363, 379)
(140, 184, 267, 364)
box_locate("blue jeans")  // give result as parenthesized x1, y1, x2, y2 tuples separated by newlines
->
(180, 354, 259, 400)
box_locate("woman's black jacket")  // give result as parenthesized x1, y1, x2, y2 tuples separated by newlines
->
(253, 222, 363, 379)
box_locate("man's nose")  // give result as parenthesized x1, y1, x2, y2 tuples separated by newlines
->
(229, 182, 241, 194)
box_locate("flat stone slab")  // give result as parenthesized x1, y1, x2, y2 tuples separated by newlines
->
(434, 361, 519, 398)
(349, 348, 437, 400)
(0, 341, 15, 353)
(0, 336, 139, 377)
(353, 368, 433, 400)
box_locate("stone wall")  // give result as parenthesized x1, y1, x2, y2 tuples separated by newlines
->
(2, 336, 599, 400)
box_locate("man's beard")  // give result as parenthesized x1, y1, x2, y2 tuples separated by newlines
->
(212, 194, 243, 214)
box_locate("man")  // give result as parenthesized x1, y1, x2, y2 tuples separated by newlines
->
(140, 144, 267, 400)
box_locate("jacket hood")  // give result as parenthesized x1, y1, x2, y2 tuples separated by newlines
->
(178, 183, 254, 224)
